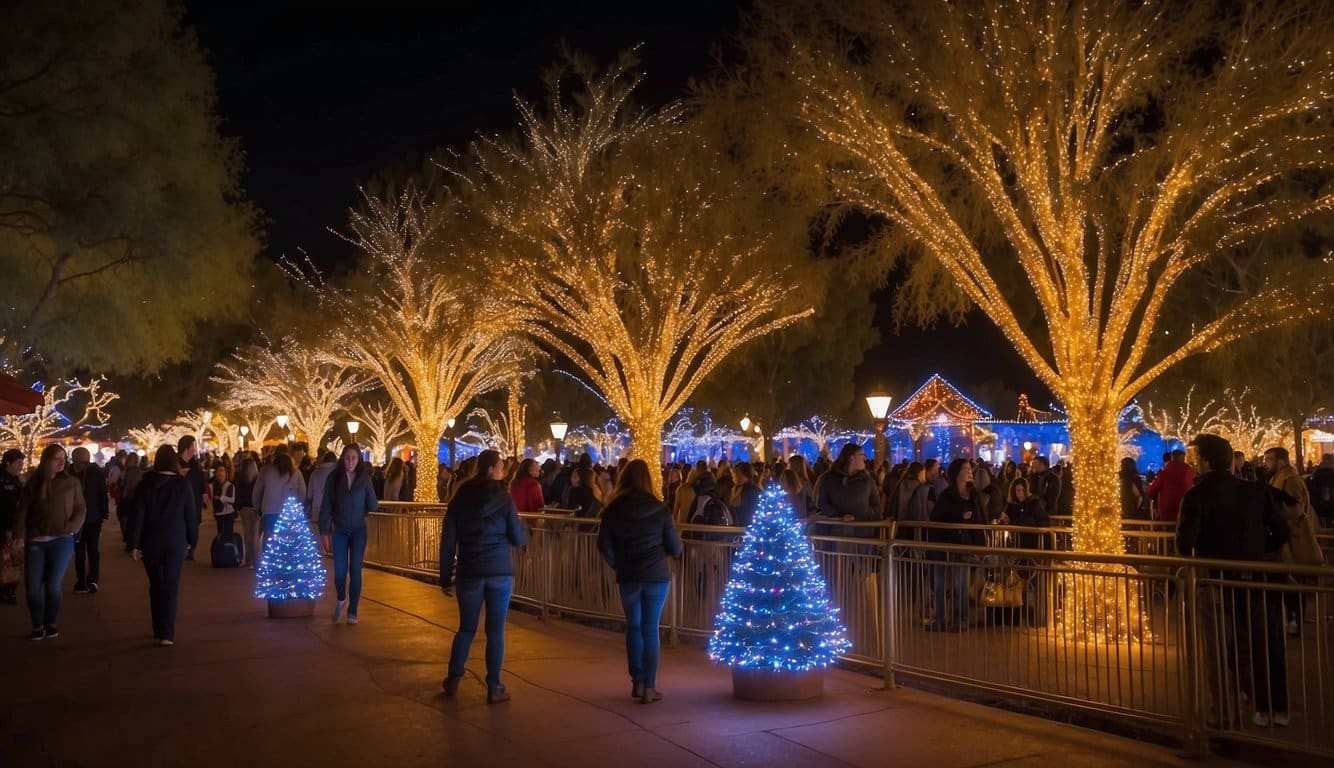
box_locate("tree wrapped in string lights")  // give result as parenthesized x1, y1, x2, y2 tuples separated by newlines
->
(0, 378, 117, 468)
(254, 493, 326, 617)
(296, 182, 531, 502)
(351, 399, 409, 465)
(710, 487, 849, 700)
(744, 1, 1333, 638)
(213, 338, 373, 448)
(469, 53, 814, 494)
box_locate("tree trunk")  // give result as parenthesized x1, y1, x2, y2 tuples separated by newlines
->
(625, 414, 665, 498)
(1293, 415, 1306, 473)
(410, 422, 441, 504)
(1060, 401, 1150, 641)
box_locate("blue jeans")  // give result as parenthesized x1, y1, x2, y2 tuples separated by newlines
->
(332, 528, 368, 614)
(449, 576, 514, 688)
(932, 555, 971, 627)
(618, 580, 670, 688)
(26, 535, 75, 629)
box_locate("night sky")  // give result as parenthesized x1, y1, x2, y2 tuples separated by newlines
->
(185, 0, 1050, 416)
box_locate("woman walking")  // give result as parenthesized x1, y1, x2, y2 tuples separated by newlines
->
(127, 446, 198, 646)
(235, 457, 259, 567)
(19, 444, 85, 640)
(319, 444, 378, 625)
(255, 453, 304, 559)
(439, 450, 526, 703)
(597, 459, 682, 703)
(383, 457, 407, 502)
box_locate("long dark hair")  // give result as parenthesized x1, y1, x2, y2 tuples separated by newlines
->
(832, 443, 863, 475)
(153, 445, 180, 473)
(510, 458, 539, 491)
(608, 458, 656, 505)
(464, 449, 503, 491)
(25, 443, 68, 500)
(274, 453, 294, 479)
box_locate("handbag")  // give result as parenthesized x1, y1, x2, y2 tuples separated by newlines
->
(0, 540, 22, 584)
(982, 570, 1025, 608)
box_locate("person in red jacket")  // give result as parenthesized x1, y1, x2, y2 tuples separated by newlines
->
(509, 459, 545, 514)
(1147, 450, 1195, 523)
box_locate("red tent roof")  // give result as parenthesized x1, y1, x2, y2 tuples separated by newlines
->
(889, 374, 993, 424)
(0, 373, 42, 416)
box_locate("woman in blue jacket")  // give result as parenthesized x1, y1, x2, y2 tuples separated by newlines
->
(597, 459, 682, 703)
(319, 444, 378, 625)
(439, 449, 526, 704)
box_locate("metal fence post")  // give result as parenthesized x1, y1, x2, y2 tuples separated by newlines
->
(883, 540, 897, 690)
(668, 569, 680, 648)
(1181, 565, 1205, 758)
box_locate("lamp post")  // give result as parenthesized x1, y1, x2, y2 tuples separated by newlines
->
(549, 415, 568, 465)
(346, 420, 360, 447)
(739, 415, 765, 462)
(866, 393, 893, 464)
(238, 425, 248, 452)
(446, 417, 457, 469)
(275, 414, 289, 443)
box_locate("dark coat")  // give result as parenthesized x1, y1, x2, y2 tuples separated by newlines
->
(1177, 471, 1288, 563)
(128, 471, 199, 555)
(71, 463, 109, 527)
(926, 485, 986, 559)
(815, 468, 882, 540)
(732, 483, 761, 528)
(569, 485, 601, 518)
(1005, 497, 1049, 550)
(0, 471, 21, 537)
(597, 490, 683, 583)
(439, 480, 525, 586)
(1032, 469, 1061, 518)
(318, 467, 379, 533)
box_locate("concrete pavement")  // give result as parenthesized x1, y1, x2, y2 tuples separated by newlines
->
(0, 525, 1275, 768)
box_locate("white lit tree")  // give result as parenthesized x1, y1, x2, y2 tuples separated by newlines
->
(748, 1, 1333, 566)
(213, 338, 374, 449)
(299, 182, 531, 501)
(351, 399, 409, 465)
(470, 53, 813, 493)
(0, 378, 117, 468)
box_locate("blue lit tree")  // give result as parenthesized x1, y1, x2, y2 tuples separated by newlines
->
(710, 487, 850, 671)
(255, 494, 326, 601)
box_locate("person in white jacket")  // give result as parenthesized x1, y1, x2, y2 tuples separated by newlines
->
(253, 452, 306, 556)
(306, 452, 338, 523)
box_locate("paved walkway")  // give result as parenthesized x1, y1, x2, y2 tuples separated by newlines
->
(0, 526, 1281, 768)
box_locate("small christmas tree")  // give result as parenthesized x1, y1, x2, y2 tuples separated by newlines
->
(709, 487, 850, 672)
(255, 493, 326, 603)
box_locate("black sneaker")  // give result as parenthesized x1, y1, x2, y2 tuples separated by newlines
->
(73, 584, 89, 594)
(87, 583, 98, 594)
(43, 625, 58, 639)
(28, 628, 44, 641)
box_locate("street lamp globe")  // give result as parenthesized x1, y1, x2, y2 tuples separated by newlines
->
(239, 425, 250, 437)
(446, 417, 456, 430)
(276, 414, 289, 430)
(739, 415, 752, 433)
(865, 394, 893, 420)
(346, 420, 360, 436)
(549, 417, 568, 441)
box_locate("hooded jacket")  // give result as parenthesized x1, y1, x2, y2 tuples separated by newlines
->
(318, 465, 379, 534)
(439, 480, 525, 586)
(597, 489, 682, 583)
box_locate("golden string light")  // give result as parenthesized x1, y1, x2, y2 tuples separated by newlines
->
(213, 340, 374, 450)
(301, 183, 533, 502)
(759, 0, 1333, 638)
(468, 53, 813, 493)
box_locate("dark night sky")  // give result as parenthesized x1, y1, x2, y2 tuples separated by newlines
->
(184, 0, 1050, 416)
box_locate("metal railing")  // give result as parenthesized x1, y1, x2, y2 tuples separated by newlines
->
(361, 504, 1333, 759)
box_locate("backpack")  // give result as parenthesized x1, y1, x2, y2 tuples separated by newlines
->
(690, 495, 734, 526)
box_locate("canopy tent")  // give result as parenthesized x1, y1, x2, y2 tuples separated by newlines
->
(0, 373, 41, 416)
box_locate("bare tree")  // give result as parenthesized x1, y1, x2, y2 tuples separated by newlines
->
(470, 54, 813, 492)
(747, 0, 1333, 559)
(213, 339, 374, 449)
(350, 399, 410, 466)
(0, 378, 117, 468)
(299, 183, 531, 502)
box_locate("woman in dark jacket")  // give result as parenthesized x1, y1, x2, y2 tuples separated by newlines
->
(1118, 457, 1148, 519)
(128, 446, 199, 646)
(814, 444, 882, 542)
(1002, 478, 1050, 549)
(731, 463, 762, 527)
(319, 445, 379, 625)
(926, 458, 986, 631)
(439, 450, 526, 704)
(597, 460, 683, 704)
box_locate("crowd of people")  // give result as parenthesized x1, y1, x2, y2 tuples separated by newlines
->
(3, 429, 1331, 718)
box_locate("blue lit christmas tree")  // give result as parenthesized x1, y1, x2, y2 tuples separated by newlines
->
(255, 493, 326, 601)
(709, 487, 850, 671)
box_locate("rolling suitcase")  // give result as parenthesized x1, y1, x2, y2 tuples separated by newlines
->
(210, 532, 244, 568)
